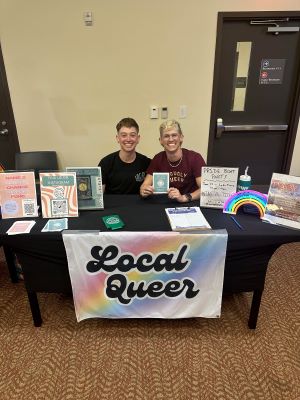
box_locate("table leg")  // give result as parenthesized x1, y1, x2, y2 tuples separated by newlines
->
(3, 245, 18, 283)
(27, 291, 43, 327)
(248, 289, 263, 329)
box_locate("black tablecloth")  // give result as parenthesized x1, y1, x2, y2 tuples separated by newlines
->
(1, 194, 300, 294)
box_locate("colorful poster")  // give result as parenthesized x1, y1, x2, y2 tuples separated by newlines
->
(0, 171, 38, 219)
(263, 173, 300, 230)
(40, 172, 78, 218)
(66, 167, 104, 210)
(62, 230, 228, 321)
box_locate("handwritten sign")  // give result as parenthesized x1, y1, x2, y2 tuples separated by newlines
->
(200, 167, 238, 209)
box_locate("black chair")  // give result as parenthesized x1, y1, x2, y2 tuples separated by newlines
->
(15, 151, 58, 179)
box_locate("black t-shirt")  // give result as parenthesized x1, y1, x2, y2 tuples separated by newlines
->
(98, 151, 151, 194)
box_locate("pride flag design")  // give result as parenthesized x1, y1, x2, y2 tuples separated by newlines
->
(223, 190, 267, 218)
(63, 231, 228, 321)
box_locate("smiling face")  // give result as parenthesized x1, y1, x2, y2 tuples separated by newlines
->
(117, 126, 140, 153)
(159, 127, 183, 155)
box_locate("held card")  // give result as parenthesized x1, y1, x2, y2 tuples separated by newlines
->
(153, 172, 169, 194)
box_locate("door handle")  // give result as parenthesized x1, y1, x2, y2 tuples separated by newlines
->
(0, 128, 8, 136)
(216, 118, 288, 138)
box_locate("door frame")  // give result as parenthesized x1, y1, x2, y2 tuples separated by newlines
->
(0, 42, 20, 165)
(207, 11, 300, 173)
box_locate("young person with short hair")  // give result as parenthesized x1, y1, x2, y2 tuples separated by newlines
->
(140, 120, 206, 202)
(99, 118, 150, 194)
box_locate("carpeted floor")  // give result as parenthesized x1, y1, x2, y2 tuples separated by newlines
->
(0, 244, 299, 400)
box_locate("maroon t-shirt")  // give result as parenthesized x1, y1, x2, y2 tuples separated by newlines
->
(147, 148, 206, 193)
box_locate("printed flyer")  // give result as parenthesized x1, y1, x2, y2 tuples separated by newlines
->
(40, 172, 78, 218)
(0, 171, 38, 219)
(263, 173, 300, 230)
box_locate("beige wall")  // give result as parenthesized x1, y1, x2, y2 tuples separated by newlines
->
(0, 0, 300, 174)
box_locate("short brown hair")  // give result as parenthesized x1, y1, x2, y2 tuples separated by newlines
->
(116, 118, 139, 133)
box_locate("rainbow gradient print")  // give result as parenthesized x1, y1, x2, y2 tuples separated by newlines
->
(223, 190, 267, 218)
(63, 231, 228, 321)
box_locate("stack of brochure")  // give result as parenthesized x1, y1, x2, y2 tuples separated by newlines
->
(165, 207, 211, 231)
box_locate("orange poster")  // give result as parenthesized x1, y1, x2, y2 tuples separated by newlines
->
(40, 172, 78, 218)
(0, 171, 38, 219)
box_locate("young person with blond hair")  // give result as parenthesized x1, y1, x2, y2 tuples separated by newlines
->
(140, 120, 206, 202)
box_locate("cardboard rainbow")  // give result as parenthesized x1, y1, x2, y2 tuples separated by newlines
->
(223, 190, 267, 218)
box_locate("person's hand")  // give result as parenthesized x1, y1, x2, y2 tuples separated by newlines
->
(168, 187, 186, 202)
(140, 185, 154, 198)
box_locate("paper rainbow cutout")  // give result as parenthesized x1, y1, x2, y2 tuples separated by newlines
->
(223, 190, 268, 218)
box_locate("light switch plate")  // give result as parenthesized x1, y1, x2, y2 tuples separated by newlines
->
(150, 106, 159, 119)
(161, 107, 168, 119)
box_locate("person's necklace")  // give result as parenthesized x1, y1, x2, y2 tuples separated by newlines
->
(167, 154, 183, 168)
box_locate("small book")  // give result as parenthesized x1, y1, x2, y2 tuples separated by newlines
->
(102, 215, 124, 230)
(66, 167, 104, 210)
(165, 207, 211, 231)
(153, 172, 169, 194)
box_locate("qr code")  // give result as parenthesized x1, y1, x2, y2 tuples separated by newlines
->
(22, 199, 36, 217)
(51, 199, 68, 216)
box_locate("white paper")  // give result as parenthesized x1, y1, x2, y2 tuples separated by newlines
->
(200, 167, 239, 209)
(165, 207, 211, 231)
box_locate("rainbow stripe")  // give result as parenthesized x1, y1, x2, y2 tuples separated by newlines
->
(223, 190, 267, 218)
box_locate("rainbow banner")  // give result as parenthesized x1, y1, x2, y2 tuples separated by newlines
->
(63, 230, 228, 321)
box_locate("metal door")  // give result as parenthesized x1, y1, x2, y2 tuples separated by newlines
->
(0, 43, 19, 169)
(207, 12, 300, 184)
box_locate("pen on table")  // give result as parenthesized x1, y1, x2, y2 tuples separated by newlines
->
(230, 216, 245, 230)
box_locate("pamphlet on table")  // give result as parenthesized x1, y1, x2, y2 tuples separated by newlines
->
(66, 167, 104, 210)
(165, 206, 211, 231)
(6, 220, 36, 235)
(0, 171, 38, 219)
(42, 218, 68, 232)
(262, 173, 300, 230)
(40, 172, 78, 218)
(200, 166, 239, 209)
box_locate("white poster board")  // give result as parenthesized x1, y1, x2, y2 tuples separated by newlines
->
(200, 167, 239, 209)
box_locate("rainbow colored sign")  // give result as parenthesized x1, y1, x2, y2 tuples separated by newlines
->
(63, 231, 228, 321)
(223, 190, 267, 218)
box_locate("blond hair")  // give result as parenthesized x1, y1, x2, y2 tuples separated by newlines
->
(159, 120, 182, 136)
